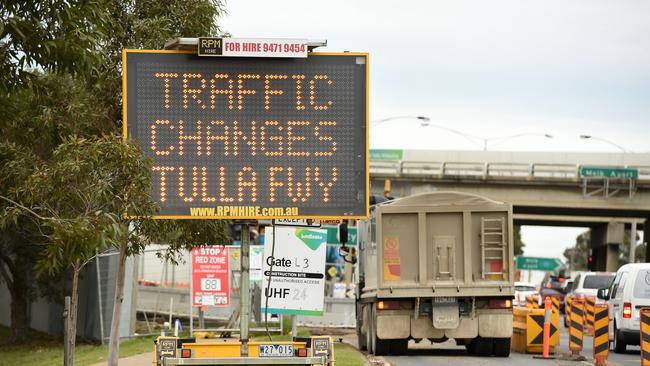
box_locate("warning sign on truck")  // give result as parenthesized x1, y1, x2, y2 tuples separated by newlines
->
(383, 236, 401, 281)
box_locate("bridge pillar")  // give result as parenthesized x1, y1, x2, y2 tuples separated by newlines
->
(590, 222, 623, 272)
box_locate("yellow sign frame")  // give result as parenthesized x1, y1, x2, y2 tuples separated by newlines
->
(122, 49, 370, 220)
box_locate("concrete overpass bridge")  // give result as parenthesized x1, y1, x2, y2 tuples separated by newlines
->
(369, 149, 650, 271)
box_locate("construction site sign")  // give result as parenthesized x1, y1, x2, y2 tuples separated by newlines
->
(261, 226, 327, 315)
(123, 50, 369, 219)
(191, 246, 230, 306)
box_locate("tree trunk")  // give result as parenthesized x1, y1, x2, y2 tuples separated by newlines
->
(66, 263, 81, 366)
(107, 239, 128, 366)
(9, 283, 28, 343)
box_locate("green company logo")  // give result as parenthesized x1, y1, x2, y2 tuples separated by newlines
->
(295, 229, 326, 250)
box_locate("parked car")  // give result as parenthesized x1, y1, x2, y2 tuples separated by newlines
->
(597, 263, 650, 353)
(514, 281, 538, 307)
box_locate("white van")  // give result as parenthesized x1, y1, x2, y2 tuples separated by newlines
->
(597, 263, 650, 353)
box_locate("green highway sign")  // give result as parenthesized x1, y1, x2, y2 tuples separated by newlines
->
(516, 256, 563, 271)
(370, 149, 403, 161)
(580, 166, 638, 179)
(323, 226, 358, 245)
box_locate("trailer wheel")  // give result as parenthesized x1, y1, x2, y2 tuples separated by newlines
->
(493, 338, 511, 357)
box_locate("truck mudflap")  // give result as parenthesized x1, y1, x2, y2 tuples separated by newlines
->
(377, 311, 512, 340)
(478, 312, 513, 338)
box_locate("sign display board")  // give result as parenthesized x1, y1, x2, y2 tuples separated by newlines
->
(261, 226, 327, 315)
(198, 37, 308, 58)
(580, 166, 638, 179)
(516, 256, 563, 271)
(191, 246, 230, 306)
(123, 50, 369, 219)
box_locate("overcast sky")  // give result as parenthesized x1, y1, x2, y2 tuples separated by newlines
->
(220, 1, 649, 264)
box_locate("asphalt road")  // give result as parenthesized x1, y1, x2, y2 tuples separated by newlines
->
(383, 316, 641, 366)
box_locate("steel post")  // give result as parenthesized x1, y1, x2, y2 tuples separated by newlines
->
(95, 251, 105, 345)
(189, 249, 194, 335)
(63, 296, 71, 366)
(241, 223, 250, 356)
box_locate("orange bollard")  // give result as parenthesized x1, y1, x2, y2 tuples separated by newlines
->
(543, 296, 552, 358)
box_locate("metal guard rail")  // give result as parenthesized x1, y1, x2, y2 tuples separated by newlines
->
(163, 356, 326, 365)
(370, 161, 650, 182)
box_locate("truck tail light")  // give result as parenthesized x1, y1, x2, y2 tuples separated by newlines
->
(488, 299, 512, 309)
(295, 348, 308, 357)
(377, 300, 400, 311)
(623, 302, 632, 318)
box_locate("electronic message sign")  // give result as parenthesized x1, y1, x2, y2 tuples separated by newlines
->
(123, 50, 368, 219)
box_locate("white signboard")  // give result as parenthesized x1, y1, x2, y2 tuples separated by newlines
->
(198, 37, 308, 58)
(250, 246, 264, 281)
(262, 226, 327, 315)
(273, 219, 321, 227)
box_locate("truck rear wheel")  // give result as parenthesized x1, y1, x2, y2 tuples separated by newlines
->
(390, 339, 408, 355)
(369, 305, 390, 355)
(365, 306, 373, 354)
(469, 337, 493, 356)
(356, 303, 367, 351)
(493, 338, 511, 357)
(373, 336, 390, 356)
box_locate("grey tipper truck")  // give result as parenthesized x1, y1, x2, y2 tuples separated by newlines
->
(356, 191, 514, 356)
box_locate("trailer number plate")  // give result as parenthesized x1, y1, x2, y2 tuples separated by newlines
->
(259, 344, 294, 357)
(433, 297, 457, 304)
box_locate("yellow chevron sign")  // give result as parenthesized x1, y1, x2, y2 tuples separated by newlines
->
(525, 311, 559, 346)
(642, 308, 650, 366)
(592, 304, 608, 366)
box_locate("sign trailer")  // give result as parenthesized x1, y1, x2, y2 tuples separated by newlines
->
(123, 38, 368, 358)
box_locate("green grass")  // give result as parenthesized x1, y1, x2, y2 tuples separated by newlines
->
(334, 343, 368, 366)
(0, 325, 156, 366)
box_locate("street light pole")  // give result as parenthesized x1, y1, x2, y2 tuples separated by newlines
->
(484, 133, 554, 151)
(579, 135, 631, 153)
(372, 116, 553, 151)
(371, 116, 484, 148)
(372, 115, 431, 127)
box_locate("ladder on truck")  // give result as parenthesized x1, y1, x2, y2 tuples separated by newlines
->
(480, 218, 506, 280)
